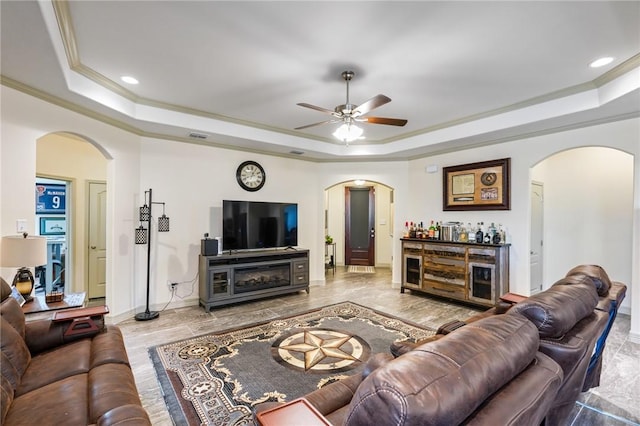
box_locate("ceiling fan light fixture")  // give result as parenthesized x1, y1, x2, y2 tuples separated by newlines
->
(333, 123, 363, 143)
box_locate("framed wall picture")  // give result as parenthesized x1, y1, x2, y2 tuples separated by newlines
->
(35, 183, 66, 214)
(443, 158, 511, 211)
(40, 217, 66, 236)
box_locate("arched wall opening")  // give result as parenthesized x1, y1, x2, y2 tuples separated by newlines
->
(36, 131, 110, 300)
(324, 179, 395, 271)
(530, 146, 633, 310)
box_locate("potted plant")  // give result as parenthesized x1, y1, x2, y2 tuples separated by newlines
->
(325, 235, 333, 244)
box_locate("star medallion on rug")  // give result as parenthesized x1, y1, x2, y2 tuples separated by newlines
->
(149, 301, 434, 425)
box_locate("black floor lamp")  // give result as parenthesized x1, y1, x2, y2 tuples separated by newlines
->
(134, 188, 170, 321)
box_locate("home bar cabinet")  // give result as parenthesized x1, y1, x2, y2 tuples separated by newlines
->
(401, 238, 509, 308)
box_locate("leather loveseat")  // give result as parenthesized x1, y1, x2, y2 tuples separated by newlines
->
(0, 278, 150, 425)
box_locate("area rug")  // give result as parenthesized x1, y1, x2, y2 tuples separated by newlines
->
(347, 265, 376, 273)
(149, 301, 434, 425)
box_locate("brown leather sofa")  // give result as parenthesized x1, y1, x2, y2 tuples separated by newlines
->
(256, 313, 564, 425)
(0, 278, 151, 425)
(392, 264, 624, 426)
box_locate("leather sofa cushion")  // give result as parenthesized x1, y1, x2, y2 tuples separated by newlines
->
(565, 264, 611, 296)
(16, 338, 92, 396)
(464, 352, 563, 425)
(1, 317, 31, 391)
(1, 296, 26, 340)
(4, 374, 89, 425)
(344, 314, 539, 426)
(509, 279, 598, 338)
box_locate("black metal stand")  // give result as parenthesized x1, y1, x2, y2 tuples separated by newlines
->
(135, 188, 159, 321)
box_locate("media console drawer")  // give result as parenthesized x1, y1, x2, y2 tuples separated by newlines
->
(199, 249, 310, 311)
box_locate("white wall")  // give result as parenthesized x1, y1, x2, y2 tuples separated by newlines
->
(1, 86, 141, 317)
(407, 119, 639, 322)
(135, 137, 322, 307)
(532, 147, 633, 297)
(2, 86, 638, 341)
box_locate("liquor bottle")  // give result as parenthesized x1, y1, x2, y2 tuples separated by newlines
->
(468, 222, 476, 243)
(475, 222, 484, 244)
(483, 222, 492, 244)
(404, 221, 410, 238)
(409, 222, 416, 239)
(489, 222, 497, 244)
(428, 220, 436, 239)
(434, 221, 441, 240)
(492, 228, 501, 244)
(498, 224, 506, 244)
(459, 223, 468, 242)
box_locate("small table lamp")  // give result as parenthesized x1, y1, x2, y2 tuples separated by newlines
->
(1, 233, 47, 302)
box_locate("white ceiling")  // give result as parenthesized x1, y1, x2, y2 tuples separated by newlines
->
(1, 1, 639, 161)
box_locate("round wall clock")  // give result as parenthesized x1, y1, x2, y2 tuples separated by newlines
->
(236, 160, 266, 191)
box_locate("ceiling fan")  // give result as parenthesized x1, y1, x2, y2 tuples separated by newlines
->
(295, 71, 407, 142)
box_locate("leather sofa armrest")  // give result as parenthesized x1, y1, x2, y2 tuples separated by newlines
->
(362, 352, 393, 378)
(24, 308, 107, 355)
(390, 334, 444, 358)
(97, 404, 151, 426)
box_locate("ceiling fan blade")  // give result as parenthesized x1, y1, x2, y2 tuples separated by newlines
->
(352, 94, 391, 117)
(294, 119, 340, 130)
(360, 116, 408, 126)
(297, 103, 338, 116)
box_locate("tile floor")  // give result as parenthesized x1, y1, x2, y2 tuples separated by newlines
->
(111, 267, 639, 425)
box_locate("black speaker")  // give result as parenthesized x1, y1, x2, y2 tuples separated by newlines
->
(201, 238, 218, 256)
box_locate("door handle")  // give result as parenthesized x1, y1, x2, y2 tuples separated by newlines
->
(91, 246, 97, 249)
(370, 228, 375, 238)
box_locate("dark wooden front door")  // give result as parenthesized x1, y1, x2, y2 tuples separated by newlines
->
(345, 186, 375, 266)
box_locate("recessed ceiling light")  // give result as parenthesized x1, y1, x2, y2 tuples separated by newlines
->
(589, 57, 614, 68)
(121, 75, 139, 85)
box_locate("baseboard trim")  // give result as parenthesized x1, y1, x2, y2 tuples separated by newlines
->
(628, 331, 640, 344)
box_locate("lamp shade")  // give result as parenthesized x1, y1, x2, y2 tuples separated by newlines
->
(1, 235, 47, 267)
(333, 123, 363, 142)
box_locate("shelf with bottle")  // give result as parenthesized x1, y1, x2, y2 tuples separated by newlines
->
(402, 220, 509, 245)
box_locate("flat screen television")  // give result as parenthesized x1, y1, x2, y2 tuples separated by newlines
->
(222, 200, 298, 251)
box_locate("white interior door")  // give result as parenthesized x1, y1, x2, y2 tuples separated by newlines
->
(530, 181, 544, 294)
(88, 182, 107, 299)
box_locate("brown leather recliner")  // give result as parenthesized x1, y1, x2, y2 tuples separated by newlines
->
(505, 274, 607, 425)
(392, 265, 618, 426)
(0, 278, 150, 425)
(565, 264, 627, 391)
(256, 313, 564, 425)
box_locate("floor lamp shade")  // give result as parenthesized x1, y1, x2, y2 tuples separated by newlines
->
(1, 234, 47, 300)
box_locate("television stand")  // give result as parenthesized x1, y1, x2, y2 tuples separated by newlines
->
(198, 249, 309, 311)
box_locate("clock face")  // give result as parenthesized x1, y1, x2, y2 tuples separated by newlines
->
(236, 161, 266, 191)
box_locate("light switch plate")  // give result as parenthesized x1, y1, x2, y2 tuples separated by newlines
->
(16, 219, 27, 233)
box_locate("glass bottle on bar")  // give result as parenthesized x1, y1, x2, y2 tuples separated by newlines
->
(476, 222, 484, 244)
(468, 222, 476, 243)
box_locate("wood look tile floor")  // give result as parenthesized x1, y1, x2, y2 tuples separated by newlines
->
(110, 267, 640, 426)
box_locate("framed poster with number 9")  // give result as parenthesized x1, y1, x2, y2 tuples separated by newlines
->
(36, 183, 66, 214)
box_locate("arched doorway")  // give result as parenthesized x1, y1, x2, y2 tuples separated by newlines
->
(325, 180, 395, 271)
(36, 132, 109, 299)
(530, 146, 633, 292)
